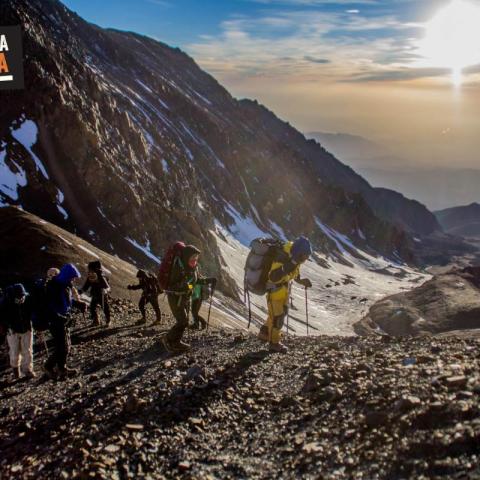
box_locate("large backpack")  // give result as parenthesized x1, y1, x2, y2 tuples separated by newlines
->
(157, 242, 185, 291)
(244, 238, 284, 296)
(146, 273, 161, 295)
(30, 278, 51, 332)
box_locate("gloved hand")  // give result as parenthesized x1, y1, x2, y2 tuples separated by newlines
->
(298, 278, 312, 288)
(127, 285, 134, 290)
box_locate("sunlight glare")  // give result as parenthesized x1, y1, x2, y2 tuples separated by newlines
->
(421, 0, 480, 85)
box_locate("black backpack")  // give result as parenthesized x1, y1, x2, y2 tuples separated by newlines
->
(146, 273, 161, 296)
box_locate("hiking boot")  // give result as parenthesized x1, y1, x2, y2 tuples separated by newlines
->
(162, 336, 189, 354)
(152, 318, 162, 325)
(177, 340, 191, 351)
(136, 318, 147, 326)
(257, 326, 269, 343)
(44, 363, 57, 380)
(58, 367, 79, 380)
(24, 370, 36, 379)
(269, 342, 288, 354)
(91, 320, 100, 327)
(12, 367, 21, 379)
(161, 336, 175, 353)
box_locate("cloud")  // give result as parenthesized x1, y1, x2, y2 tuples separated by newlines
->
(304, 56, 330, 64)
(346, 66, 450, 82)
(145, 0, 171, 7)
(186, 3, 480, 87)
(187, 9, 420, 83)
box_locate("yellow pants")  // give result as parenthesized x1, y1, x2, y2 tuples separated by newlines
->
(260, 286, 289, 344)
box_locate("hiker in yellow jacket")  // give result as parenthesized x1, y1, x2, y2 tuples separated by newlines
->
(258, 236, 312, 353)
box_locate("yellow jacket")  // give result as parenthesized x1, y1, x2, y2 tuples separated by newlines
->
(266, 241, 300, 293)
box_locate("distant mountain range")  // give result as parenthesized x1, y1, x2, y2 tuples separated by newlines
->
(306, 132, 480, 212)
(435, 203, 480, 238)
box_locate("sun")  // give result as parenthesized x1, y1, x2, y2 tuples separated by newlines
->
(420, 0, 480, 86)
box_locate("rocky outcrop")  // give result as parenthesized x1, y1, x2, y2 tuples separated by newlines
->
(354, 268, 480, 336)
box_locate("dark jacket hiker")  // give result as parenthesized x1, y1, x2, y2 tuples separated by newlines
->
(44, 264, 81, 379)
(0, 284, 35, 379)
(80, 269, 111, 326)
(162, 244, 201, 353)
(128, 270, 162, 325)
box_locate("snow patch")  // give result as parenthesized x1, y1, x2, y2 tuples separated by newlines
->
(211, 222, 429, 336)
(57, 205, 69, 220)
(57, 235, 72, 247)
(224, 204, 267, 247)
(97, 207, 117, 228)
(126, 237, 161, 264)
(56, 188, 68, 219)
(11, 120, 50, 180)
(0, 147, 27, 202)
(77, 244, 100, 259)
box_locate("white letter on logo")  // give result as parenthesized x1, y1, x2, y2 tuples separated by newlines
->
(0, 35, 9, 52)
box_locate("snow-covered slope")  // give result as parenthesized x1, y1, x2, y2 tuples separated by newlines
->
(211, 218, 429, 336)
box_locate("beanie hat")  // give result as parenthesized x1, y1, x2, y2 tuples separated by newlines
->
(291, 236, 312, 262)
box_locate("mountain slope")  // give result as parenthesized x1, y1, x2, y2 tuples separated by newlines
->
(0, 206, 138, 299)
(435, 203, 480, 238)
(0, 0, 451, 293)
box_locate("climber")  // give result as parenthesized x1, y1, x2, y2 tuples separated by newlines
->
(0, 284, 36, 380)
(79, 261, 111, 327)
(258, 236, 313, 353)
(160, 243, 202, 353)
(44, 263, 81, 380)
(127, 270, 162, 325)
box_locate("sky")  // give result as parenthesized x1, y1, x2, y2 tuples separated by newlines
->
(61, 0, 480, 169)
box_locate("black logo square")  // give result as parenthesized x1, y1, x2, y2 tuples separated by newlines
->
(0, 25, 25, 90)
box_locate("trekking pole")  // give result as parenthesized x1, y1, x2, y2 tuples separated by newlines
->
(246, 288, 252, 330)
(206, 285, 215, 331)
(286, 285, 290, 336)
(101, 292, 106, 324)
(305, 286, 309, 336)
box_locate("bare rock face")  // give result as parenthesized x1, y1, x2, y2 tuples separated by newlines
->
(0, 0, 449, 286)
(354, 271, 480, 336)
